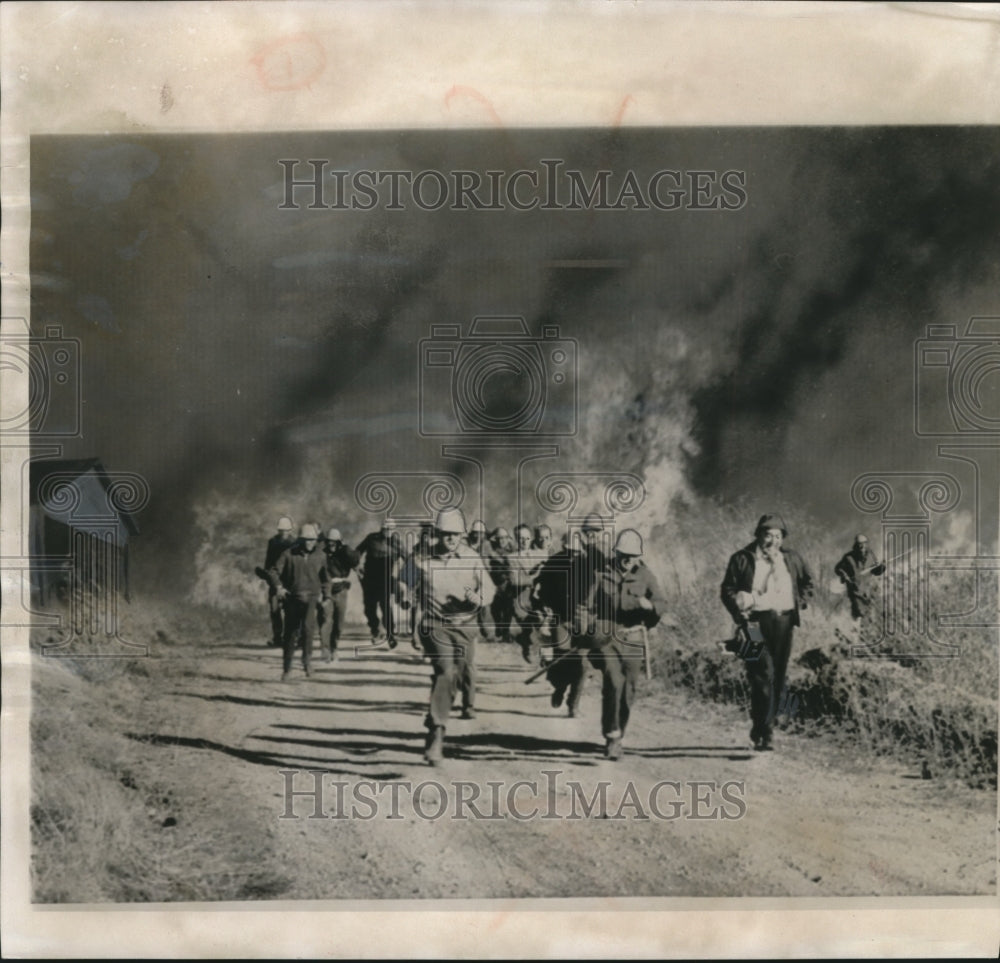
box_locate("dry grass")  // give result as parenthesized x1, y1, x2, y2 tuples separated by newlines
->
(29, 604, 289, 904)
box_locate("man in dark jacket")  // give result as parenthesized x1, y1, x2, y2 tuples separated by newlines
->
(834, 534, 885, 621)
(534, 531, 595, 718)
(262, 516, 296, 647)
(269, 523, 326, 681)
(584, 528, 666, 760)
(721, 513, 814, 752)
(487, 527, 514, 643)
(356, 517, 405, 648)
(318, 527, 360, 662)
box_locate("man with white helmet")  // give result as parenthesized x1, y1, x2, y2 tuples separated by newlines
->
(585, 528, 667, 760)
(268, 523, 326, 681)
(721, 513, 814, 752)
(399, 507, 495, 765)
(317, 527, 360, 662)
(261, 516, 296, 647)
(356, 517, 405, 648)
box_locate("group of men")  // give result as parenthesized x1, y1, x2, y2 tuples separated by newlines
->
(261, 509, 668, 763)
(261, 508, 883, 764)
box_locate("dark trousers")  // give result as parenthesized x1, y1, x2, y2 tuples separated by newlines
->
(546, 630, 587, 713)
(746, 610, 795, 743)
(420, 623, 477, 728)
(318, 591, 349, 655)
(847, 589, 870, 621)
(268, 590, 284, 645)
(587, 634, 642, 738)
(477, 601, 496, 641)
(491, 589, 513, 640)
(362, 580, 395, 638)
(282, 597, 315, 673)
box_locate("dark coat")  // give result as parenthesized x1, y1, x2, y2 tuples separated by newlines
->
(355, 531, 404, 585)
(533, 549, 596, 624)
(268, 542, 326, 603)
(591, 559, 667, 633)
(323, 542, 360, 594)
(264, 533, 296, 571)
(721, 542, 814, 627)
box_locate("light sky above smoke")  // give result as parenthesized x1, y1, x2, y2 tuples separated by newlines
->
(29, 128, 1000, 589)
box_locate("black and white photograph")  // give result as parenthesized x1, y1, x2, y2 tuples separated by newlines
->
(2, 2, 999, 958)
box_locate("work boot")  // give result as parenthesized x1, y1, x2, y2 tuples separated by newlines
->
(550, 688, 565, 709)
(281, 671, 292, 683)
(460, 707, 476, 720)
(424, 726, 445, 765)
(387, 635, 398, 650)
(605, 735, 623, 761)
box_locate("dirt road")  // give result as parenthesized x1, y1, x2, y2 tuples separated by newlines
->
(124, 626, 994, 900)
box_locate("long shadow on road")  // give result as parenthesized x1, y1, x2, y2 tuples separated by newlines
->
(126, 731, 412, 779)
(271, 723, 606, 765)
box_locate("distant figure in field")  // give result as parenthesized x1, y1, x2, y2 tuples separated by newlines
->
(356, 517, 405, 648)
(318, 527, 360, 662)
(262, 516, 296, 648)
(268, 523, 325, 681)
(721, 513, 815, 753)
(834, 534, 885, 621)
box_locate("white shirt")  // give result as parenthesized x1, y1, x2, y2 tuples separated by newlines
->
(400, 543, 495, 625)
(752, 546, 795, 613)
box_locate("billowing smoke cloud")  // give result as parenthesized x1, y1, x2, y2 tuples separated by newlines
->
(27, 127, 1000, 599)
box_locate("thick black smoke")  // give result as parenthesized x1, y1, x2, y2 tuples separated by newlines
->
(27, 128, 1000, 596)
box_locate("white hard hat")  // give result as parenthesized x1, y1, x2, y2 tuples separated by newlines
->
(471, 519, 487, 534)
(582, 512, 604, 533)
(300, 523, 319, 539)
(326, 527, 342, 542)
(614, 528, 643, 556)
(277, 516, 293, 531)
(436, 507, 467, 534)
